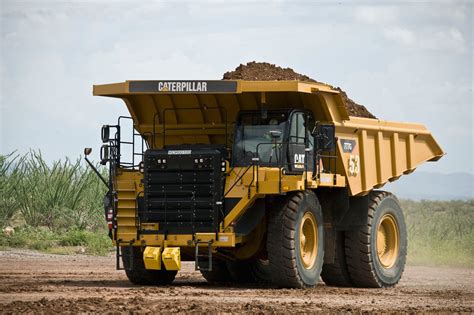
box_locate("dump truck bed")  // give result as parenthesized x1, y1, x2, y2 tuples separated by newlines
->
(334, 116, 443, 195)
(94, 80, 444, 196)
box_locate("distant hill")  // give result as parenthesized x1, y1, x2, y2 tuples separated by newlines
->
(383, 172, 474, 201)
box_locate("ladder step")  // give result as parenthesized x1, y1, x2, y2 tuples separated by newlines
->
(117, 205, 136, 209)
(194, 241, 213, 272)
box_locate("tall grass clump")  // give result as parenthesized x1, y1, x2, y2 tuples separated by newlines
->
(9, 151, 107, 231)
(402, 199, 474, 267)
(0, 153, 26, 227)
(0, 151, 111, 254)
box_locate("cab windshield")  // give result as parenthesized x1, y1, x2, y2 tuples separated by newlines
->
(233, 112, 288, 166)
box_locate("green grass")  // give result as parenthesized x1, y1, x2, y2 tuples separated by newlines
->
(401, 199, 474, 267)
(0, 227, 113, 255)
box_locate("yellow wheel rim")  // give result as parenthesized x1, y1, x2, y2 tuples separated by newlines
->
(376, 214, 399, 268)
(299, 211, 318, 269)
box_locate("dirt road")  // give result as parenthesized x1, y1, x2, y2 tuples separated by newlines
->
(0, 249, 472, 313)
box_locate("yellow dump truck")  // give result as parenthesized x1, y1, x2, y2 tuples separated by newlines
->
(85, 80, 444, 288)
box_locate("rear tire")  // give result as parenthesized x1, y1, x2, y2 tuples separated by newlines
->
(321, 231, 353, 287)
(344, 191, 407, 288)
(200, 259, 233, 284)
(121, 246, 177, 285)
(267, 191, 324, 288)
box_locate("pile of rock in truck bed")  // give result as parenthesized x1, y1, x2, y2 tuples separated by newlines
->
(222, 61, 376, 119)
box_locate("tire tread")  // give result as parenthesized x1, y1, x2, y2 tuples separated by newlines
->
(267, 191, 323, 288)
(344, 191, 405, 288)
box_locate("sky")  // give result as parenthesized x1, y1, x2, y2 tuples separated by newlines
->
(1, 0, 473, 175)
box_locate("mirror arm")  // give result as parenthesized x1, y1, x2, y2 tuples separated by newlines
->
(84, 156, 109, 188)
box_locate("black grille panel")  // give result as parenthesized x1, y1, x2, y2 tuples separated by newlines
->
(142, 148, 225, 234)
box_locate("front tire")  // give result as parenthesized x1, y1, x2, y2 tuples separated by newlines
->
(344, 191, 407, 288)
(121, 246, 177, 285)
(267, 191, 324, 288)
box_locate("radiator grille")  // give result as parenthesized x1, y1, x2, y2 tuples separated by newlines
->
(142, 148, 225, 234)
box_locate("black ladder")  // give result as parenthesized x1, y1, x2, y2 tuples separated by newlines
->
(194, 240, 213, 272)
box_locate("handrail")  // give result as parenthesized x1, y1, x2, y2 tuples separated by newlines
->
(113, 116, 147, 169)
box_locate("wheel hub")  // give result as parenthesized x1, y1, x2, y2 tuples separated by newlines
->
(376, 213, 399, 268)
(299, 212, 318, 269)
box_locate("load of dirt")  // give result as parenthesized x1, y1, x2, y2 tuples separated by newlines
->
(222, 61, 376, 119)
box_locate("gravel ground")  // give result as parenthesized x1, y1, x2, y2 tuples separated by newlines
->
(0, 249, 472, 313)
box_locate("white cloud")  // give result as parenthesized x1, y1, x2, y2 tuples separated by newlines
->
(354, 6, 399, 25)
(383, 27, 416, 46)
(382, 26, 466, 53)
(420, 28, 466, 53)
(353, 4, 468, 54)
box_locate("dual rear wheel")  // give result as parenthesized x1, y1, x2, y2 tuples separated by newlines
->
(321, 191, 407, 288)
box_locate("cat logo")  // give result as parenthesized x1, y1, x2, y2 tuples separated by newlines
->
(294, 154, 305, 169)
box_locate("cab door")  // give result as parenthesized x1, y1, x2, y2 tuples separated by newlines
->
(288, 111, 307, 173)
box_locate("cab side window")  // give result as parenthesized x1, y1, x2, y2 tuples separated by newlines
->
(289, 112, 306, 144)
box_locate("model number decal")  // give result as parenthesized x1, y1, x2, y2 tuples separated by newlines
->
(348, 155, 360, 176)
(341, 139, 356, 153)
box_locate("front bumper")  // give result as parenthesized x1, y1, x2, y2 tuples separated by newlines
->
(114, 231, 238, 248)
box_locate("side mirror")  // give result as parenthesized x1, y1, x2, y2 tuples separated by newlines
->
(315, 124, 336, 151)
(100, 145, 110, 165)
(101, 125, 111, 143)
(269, 130, 282, 139)
(310, 121, 319, 136)
(84, 148, 92, 156)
